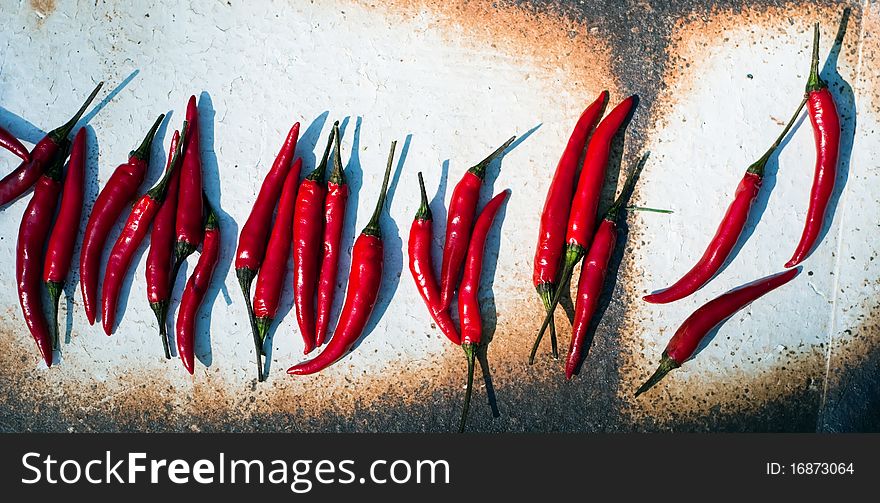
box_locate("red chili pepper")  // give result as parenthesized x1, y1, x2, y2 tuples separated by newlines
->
(42, 129, 86, 350)
(145, 129, 181, 359)
(16, 141, 70, 367)
(438, 136, 515, 311)
(530, 96, 634, 363)
(1, 82, 102, 208)
(635, 267, 800, 397)
(564, 154, 648, 379)
(176, 195, 220, 375)
(315, 123, 349, 347)
(172, 96, 204, 274)
(287, 140, 398, 375)
(235, 122, 300, 376)
(533, 91, 608, 359)
(643, 99, 806, 305)
(786, 24, 841, 268)
(80, 113, 165, 325)
(292, 124, 337, 354)
(0, 125, 30, 162)
(252, 157, 302, 344)
(101, 122, 186, 336)
(458, 189, 509, 433)
(409, 172, 461, 345)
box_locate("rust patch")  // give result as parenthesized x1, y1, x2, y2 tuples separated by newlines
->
(30, 0, 56, 19)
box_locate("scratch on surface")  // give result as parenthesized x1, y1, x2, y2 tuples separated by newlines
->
(818, 0, 869, 429)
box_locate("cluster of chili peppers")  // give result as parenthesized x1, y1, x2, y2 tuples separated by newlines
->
(235, 121, 402, 381)
(408, 137, 515, 432)
(636, 22, 841, 395)
(530, 92, 643, 378)
(2, 81, 104, 365)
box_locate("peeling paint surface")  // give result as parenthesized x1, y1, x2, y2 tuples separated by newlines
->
(0, 0, 876, 432)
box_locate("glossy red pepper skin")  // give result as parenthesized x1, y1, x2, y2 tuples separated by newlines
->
(438, 136, 515, 311)
(177, 199, 220, 375)
(786, 25, 841, 268)
(235, 123, 300, 374)
(566, 218, 615, 379)
(1, 82, 102, 208)
(80, 114, 165, 325)
(644, 98, 807, 305)
(530, 96, 635, 363)
(315, 124, 348, 347)
(409, 172, 460, 345)
(532, 92, 608, 358)
(292, 126, 336, 354)
(253, 158, 301, 338)
(457, 189, 508, 432)
(145, 130, 181, 359)
(636, 267, 800, 397)
(173, 96, 204, 269)
(17, 143, 69, 366)
(101, 124, 185, 336)
(0, 125, 30, 162)
(288, 141, 398, 376)
(43, 129, 86, 350)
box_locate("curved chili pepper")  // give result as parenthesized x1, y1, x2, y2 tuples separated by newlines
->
(635, 267, 800, 397)
(643, 99, 806, 305)
(530, 96, 634, 363)
(533, 91, 608, 359)
(0, 125, 30, 162)
(252, 158, 302, 343)
(177, 196, 220, 375)
(287, 140, 398, 375)
(437, 136, 515, 312)
(458, 189, 509, 433)
(292, 124, 336, 354)
(409, 172, 461, 345)
(101, 122, 186, 336)
(315, 123, 349, 347)
(43, 129, 86, 350)
(145, 130, 181, 359)
(786, 24, 841, 268)
(172, 96, 204, 275)
(564, 154, 647, 379)
(16, 141, 69, 367)
(235, 122, 300, 375)
(1, 82, 102, 208)
(80, 113, 165, 325)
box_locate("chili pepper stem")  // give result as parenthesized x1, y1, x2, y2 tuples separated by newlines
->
(255, 316, 272, 343)
(149, 301, 172, 359)
(529, 246, 583, 364)
(48, 81, 104, 144)
(634, 352, 680, 397)
(535, 283, 558, 359)
(467, 136, 516, 179)
(236, 269, 265, 382)
(806, 23, 826, 92)
(131, 114, 165, 161)
(459, 343, 477, 433)
(45, 281, 63, 351)
(363, 141, 397, 237)
(747, 97, 808, 175)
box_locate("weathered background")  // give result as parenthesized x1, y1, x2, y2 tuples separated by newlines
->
(0, 0, 876, 432)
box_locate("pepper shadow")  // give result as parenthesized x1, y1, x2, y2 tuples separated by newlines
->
(103, 115, 174, 336)
(566, 154, 646, 377)
(194, 91, 237, 368)
(262, 112, 337, 375)
(62, 124, 102, 346)
(471, 192, 511, 419)
(814, 8, 855, 256)
(78, 70, 140, 128)
(350, 133, 410, 351)
(0, 107, 45, 145)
